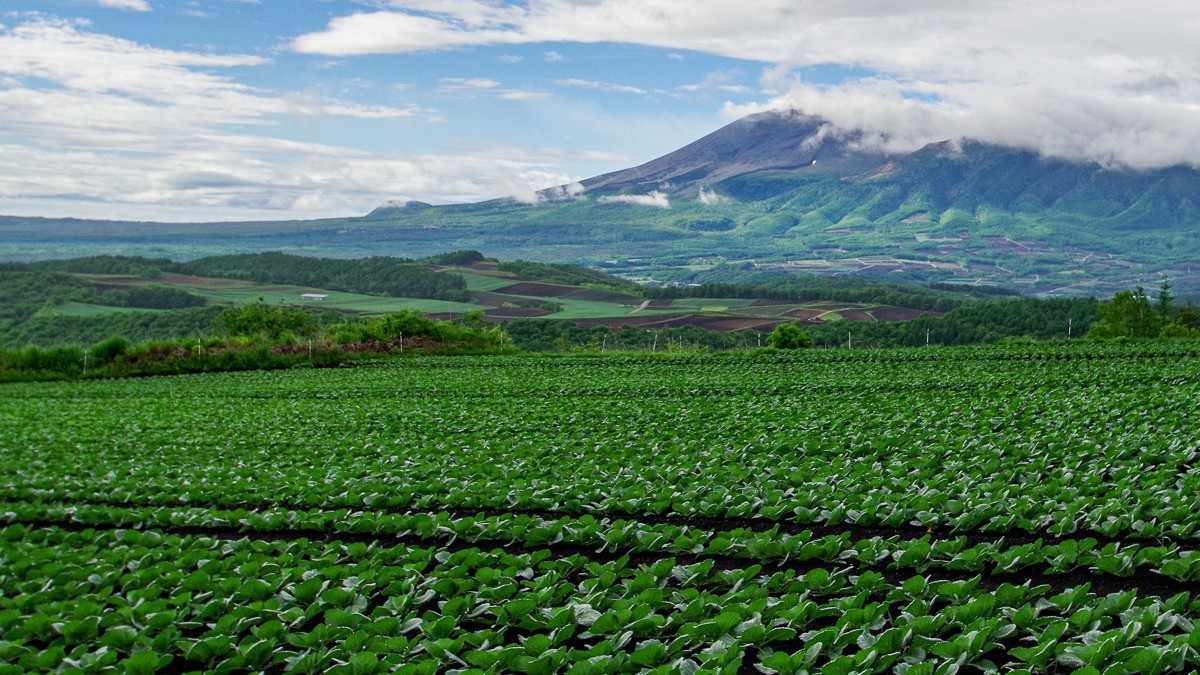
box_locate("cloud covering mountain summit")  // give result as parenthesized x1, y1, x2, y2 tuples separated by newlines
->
(299, 0, 1200, 172)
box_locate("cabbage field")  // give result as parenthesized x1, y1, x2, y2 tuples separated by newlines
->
(3, 344, 1200, 673)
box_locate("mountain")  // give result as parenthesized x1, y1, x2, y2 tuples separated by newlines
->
(579, 110, 891, 193)
(579, 110, 1200, 227)
(4, 110, 1200, 298)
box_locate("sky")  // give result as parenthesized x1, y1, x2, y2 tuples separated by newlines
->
(2, 1, 1200, 222)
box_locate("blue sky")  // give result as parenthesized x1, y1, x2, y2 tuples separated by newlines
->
(2, 1, 1199, 221)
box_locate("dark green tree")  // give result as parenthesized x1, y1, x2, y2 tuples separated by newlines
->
(1088, 287, 1165, 340)
(1157, 280, 1174, 318)
(767, 321, 814, 349)
(1175, 302, 1200, 330)
(1160, 301, 1200, 338)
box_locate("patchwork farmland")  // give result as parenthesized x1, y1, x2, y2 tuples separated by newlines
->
(47, 261, 937, 333)
(3, 343, 1200, 672)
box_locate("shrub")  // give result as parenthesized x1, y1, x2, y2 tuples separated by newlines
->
(90, 336, 130, 365)
(214, 300, 320, 339)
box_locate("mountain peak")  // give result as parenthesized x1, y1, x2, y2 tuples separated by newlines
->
(580, 109, 893, 195)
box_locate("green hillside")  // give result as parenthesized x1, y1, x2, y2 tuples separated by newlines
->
(5, 112, 1200, 298)
(7, 252, 1109, 352)
(2, 254, 973, 347)
(4, 160, 1196, 298)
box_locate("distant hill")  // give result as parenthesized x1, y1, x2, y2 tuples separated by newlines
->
(4, 109, 1200, 298)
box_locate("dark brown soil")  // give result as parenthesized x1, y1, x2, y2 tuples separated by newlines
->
(484, 307, 553, 318)
(159, 273, 229, 286)
(496, 282, 577, 297)
(562, 289, 641, 303)
(839, 309, 874, 322)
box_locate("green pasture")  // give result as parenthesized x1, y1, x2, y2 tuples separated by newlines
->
(180, 281, 484, 316)
(548, 298, 676, 320)
(449, 270, 518, 291)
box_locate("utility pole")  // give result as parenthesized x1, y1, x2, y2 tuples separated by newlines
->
(1068, 318, 1073, 339)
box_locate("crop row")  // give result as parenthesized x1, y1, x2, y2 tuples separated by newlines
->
(6, 523, 1200, 674)
(4, 490, 1197, 551)
(4, 371, 1200, 543)
(8, 501, 1200, 595)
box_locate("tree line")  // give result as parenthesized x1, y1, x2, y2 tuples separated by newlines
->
(173, 253, 471, 303)
(644, 279, 966, 313)
(1087, 282, 1200, 340)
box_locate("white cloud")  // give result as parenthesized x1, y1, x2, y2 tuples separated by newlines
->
(555, 78, 647, 95)
(543, 50, 564, 62)
(0, 18, 575, 220)
(97, 0, 151, 11)
(698, 188, 726, 205)
(598, 191, 671, 208)
(0, 137, 582, 221)
(538, 181, 585, 202)
(679, 70, 751, 97)
(292, 11, 521, 55)
(496, 89, 550, 101)
(724, 81, 1200, 171)
(293, 0, 1200, 170)
(438, 77, 547, 101)
(0, 20, 433, 151)
(440, 77, 500, 89)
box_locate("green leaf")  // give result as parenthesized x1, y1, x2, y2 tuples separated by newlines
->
(761, 651, 796, 672)
(573, 604, 602, 628)
(120, 650, 164, 675)
(350, 652, 381, 675)
(100, 625, 139, 651)
(819, 655, 857, 675)
(930, 639, 966, 660)
(631, 642, 667, 666)
(524, 634, 551, 657)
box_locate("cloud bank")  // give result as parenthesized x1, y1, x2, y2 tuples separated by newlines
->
(294, 0, 1200, 170)
(0, 18, 573, 220)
